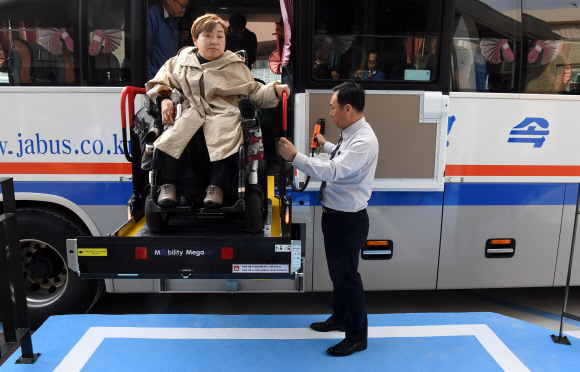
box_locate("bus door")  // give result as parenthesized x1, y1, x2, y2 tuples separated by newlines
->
(291, 0, 454, 291)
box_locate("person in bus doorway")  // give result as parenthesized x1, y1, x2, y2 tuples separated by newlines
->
(225, 14, 258, 69)
(278, 81, 379, 356)
(353, 51, 385, 80)
(178, 9, 196, 49)
(148, 0, 190, 80)
(147, 14, 290, 208)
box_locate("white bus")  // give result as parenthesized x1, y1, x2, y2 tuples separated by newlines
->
(1, 0, 580, 327)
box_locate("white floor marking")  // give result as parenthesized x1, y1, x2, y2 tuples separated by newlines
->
(565, 330, 580, 339)
(54, 325, 529, 372)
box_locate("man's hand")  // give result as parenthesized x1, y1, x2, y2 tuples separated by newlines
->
(161, 98, 175, 125)
(278, 137, 297, 161)
(274, 84, 291, 99)
(355, 70, 362, 78)
(314, 134, 327, 148)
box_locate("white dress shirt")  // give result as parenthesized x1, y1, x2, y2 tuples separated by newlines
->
(292, 116, 379, 212)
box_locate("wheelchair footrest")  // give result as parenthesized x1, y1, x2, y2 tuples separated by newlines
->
(199, 199, 245, 214)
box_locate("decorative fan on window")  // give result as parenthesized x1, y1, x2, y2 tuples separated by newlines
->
(269, 49, 282, 75)
(528, 40, 560, 65)
(38, 28, 74, 55)
(480, 38, 514, 64)
(89, 29, 122, 56)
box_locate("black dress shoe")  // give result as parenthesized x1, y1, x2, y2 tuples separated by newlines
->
(310, 318, 346, 332)
(326, 338, 367, 357)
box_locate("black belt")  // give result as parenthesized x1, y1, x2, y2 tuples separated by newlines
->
(322, 206, 363, 214)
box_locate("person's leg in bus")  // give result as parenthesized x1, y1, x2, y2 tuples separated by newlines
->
(203, 153, 237, 208)
(158, 130, 210, 206)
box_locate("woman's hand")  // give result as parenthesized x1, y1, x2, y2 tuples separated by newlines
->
(161, 98, 175, 125)
(274, 84, 291, 99)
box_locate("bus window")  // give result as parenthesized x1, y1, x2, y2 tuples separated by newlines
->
(312, 0, 442, 82)
(86, 0, 132, 86)
(523, 2, 580, 94)
(0, 0, 80, 86)
(452, 0, 520, 93)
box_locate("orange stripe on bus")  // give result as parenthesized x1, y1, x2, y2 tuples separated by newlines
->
(0, 163, 131, 174)
(445, 165, 580, 177)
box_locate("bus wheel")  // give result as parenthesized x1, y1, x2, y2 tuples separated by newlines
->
(245, 185, 263, 233)
(145, 194, 168, 233)
(15, 206, 102, 330)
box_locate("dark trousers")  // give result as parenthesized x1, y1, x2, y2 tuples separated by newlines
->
(160, 129, 237, 192)
(321, 208, 369, 342)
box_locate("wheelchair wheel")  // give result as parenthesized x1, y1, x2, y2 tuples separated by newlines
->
(245, 185, 263, 233)
(145, 193, 168, 233)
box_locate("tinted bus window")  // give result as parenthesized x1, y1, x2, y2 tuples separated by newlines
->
(313, 0, 442, 82)
(452, 0, 520, 93)
(87, 0, 132, 86)
(523, 2, 580, 94)
(0, 0, 80, 86)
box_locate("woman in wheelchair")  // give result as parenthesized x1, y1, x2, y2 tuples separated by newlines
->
(146, 13, 290, 208)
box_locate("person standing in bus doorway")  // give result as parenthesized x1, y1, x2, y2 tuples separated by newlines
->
(225, 14, 258, 69)
(148, 0, 190, 80)
(278, 81, 379, 356)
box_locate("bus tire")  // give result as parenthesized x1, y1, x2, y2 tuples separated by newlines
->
(15, 206, 101, 330)
(245, 185, 263, 233)
(145, 194, 168, 233)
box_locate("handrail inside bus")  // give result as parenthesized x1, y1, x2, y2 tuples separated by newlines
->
(120, 86, 146, 163)
(282, 90, 287, 137)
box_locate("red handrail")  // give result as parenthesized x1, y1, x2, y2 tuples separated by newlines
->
(281, 90, 287, 135)
(120, 86, 146, 162)
(121, 86, 146, 129)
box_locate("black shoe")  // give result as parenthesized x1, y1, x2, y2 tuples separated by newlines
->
(310, 318, 346, 332)
(326, 338, 367, 357)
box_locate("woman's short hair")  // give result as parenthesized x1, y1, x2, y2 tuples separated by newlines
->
(191, 14, 227, 40)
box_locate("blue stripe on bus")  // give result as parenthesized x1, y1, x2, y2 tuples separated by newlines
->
(288, 183, 577, 207)
(444, 183, 572, 206)
(564, 183, 579, 206)
(7, 182, 577, 207)
(12, 182, 133, 205)
(284, 190, 444, 207)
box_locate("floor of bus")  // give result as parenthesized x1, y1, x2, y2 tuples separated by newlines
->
(2, 287, 580, 371)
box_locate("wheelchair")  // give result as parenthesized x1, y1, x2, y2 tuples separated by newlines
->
(141, 96, 268, 234)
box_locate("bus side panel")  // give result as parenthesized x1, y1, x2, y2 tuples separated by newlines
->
(446, 93, 580, 184)
(438, 183, 566, 289)
(553, 184, 580, 286)
(0, 88, 132, 182)
(312, 192, 443, 291)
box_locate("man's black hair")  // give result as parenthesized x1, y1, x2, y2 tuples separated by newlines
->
(229, 14, 247, 28)
(333, 80, 365, 113)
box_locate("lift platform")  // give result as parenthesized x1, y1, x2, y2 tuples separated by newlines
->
(66, 218, 304, 283)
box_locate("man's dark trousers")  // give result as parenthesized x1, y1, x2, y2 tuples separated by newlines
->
(321, 208, 369, 342)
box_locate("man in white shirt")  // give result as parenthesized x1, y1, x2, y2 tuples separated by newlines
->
(278, 81, 379, 356)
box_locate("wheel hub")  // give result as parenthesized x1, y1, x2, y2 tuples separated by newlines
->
(20, 240, 68, 308)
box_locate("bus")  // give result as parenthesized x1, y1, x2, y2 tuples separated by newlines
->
(1, 0, 580, 327)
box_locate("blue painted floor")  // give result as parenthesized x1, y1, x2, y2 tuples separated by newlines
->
(1, 312, 579, 371)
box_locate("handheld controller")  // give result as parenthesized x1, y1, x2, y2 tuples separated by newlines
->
(311, 124, 321, 149)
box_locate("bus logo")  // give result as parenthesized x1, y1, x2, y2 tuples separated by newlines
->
(508, 117, 549, 148)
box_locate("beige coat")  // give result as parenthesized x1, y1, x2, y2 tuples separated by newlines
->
(146, 47, 280, 161)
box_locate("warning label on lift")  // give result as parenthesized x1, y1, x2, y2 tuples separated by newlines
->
(232, 264, 289, 273)
(78, 248, 107, 257)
